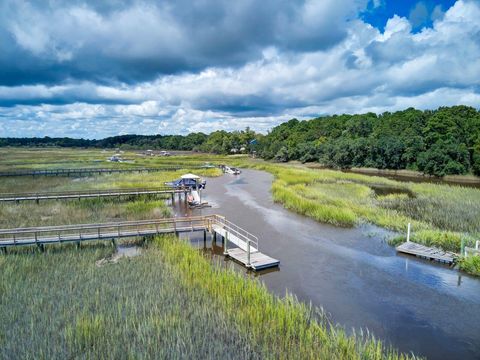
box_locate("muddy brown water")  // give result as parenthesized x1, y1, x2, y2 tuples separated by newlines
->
(171, 169, 480, 360)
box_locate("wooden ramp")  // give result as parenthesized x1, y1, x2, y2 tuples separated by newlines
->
(396, 241, 456, 264)
(212, 221, 279, 271)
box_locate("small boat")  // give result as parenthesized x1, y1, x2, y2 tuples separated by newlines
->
(165, 173, 206, 189)
(223, 166, 241, 175)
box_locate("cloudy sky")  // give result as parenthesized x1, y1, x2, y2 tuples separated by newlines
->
(0, 0, 479, 138)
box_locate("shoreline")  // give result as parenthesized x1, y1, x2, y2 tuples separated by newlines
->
(302, 162, 480, 187)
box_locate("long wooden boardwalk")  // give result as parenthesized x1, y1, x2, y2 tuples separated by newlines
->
(0, 165, 207, 177)
(0, 215, 279, 271)
(0, 187, 187, 203)
(396, 241, 456, 264)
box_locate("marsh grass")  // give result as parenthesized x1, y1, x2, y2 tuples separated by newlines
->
(233, 159, 480, 263)
(155, 235, 417, 360)
(0, 158, 221, 228)
(0, 237, 417, 359)
(0, 241, 262, 359)
(458, 256, 480, 276)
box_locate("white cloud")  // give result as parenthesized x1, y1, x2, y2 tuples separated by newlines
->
(0, 0, 479, 138)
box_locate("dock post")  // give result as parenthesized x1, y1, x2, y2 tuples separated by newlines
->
(111, 238, 116, 247)
(476, 240, 479, 251)
(224, 233, 228, 255)
(407, 223, 411, 242)
(461, 237, 465, 257)
(1, 247, 6, 255)
(171, 193, 174, 204)
(203, 230, 206, 243)
(247, 240, 251, 268)
(213, 232, 217, 243)
(76, 241, 81, 249)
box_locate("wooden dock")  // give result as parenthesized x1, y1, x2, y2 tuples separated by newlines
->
(0, 187, 187, 203)
(0, 214, 279, 271)
(0, 165, 207, 177)
(396, 241, 456, 264)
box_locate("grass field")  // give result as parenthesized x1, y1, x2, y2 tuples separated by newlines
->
(0, 147, 416, 359)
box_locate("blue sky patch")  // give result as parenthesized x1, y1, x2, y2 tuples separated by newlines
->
(362, 0, 457, 31)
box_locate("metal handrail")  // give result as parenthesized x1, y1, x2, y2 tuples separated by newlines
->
(0, 215, 261, 257)
(210, 215, 259, 251)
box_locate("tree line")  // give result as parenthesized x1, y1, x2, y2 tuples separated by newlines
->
(1, 106, 479, 176)
(259, 106, 480, 177)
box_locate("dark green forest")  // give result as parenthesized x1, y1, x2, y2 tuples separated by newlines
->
(260, 106, 480, 177)
(1, 106, 479, 176)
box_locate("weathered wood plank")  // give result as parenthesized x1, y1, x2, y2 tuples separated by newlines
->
(396, 242, 456, 264)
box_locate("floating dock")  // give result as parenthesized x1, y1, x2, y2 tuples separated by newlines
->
(0, 214, 279, 271)
(396, 241, 456, 264)
(212, 220, 280, 270)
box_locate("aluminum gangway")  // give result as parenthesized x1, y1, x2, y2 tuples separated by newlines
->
(0, 215, 279, 271)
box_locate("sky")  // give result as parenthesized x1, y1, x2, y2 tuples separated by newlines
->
(0, 0, 479, 139)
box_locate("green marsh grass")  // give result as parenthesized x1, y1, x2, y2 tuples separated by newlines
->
(155, 235, 417, 360)
(458, 256, 480, 276)
(232, 159, 480, 273)
(0, 237, 417, 359)
(0, 242, 261, 359)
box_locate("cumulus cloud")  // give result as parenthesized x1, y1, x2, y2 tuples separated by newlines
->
(0, 0, 479, 138)
(0, 0, 365, 85)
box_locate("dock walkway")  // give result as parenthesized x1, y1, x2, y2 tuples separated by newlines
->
(0, 187, 186, 203)
(396, 241, 456, 264)
(0, 214, 279, 271)
(0, 165, 206, 177)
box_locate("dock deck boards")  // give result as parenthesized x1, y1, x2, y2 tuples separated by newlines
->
(227, 248, 280, 270)
(396, 241, 456, 264)
(212, 224, 279, 270)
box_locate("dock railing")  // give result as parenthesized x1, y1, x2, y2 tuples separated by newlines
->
(0, 165, 209, 177)
(0, 215, 260, 250)
(0, 214, 280, 270)
(0, 187, 186, 202)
